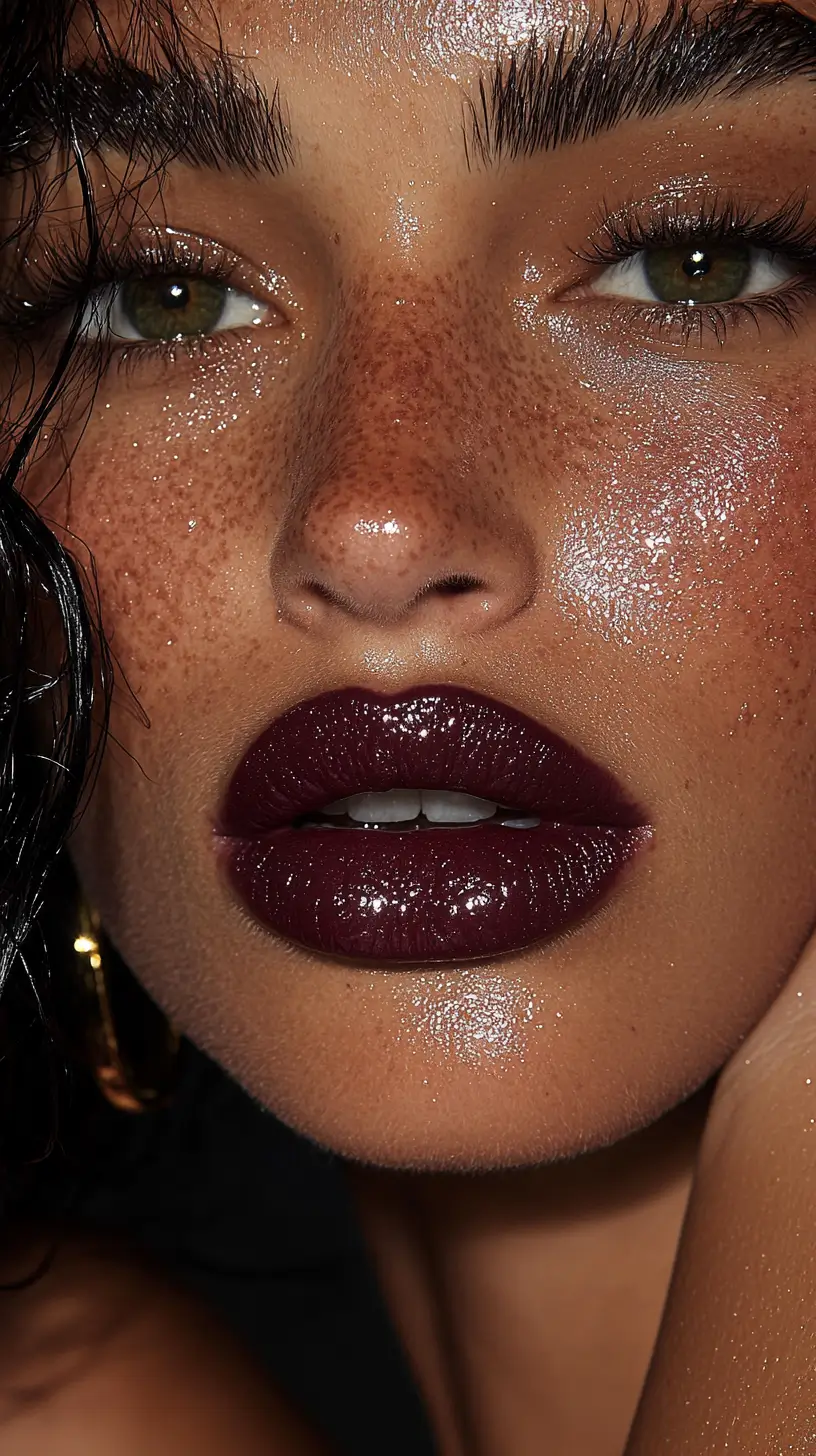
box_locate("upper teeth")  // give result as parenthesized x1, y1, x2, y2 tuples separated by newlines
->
(324, 789, 500, 825)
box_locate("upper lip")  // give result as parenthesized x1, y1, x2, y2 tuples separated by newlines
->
(217, 685, 645, 837)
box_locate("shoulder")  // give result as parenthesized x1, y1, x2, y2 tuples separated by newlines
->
(0, 1227, 328, 1455)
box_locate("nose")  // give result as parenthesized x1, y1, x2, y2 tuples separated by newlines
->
(273, 482, 536, 630)
(271, 295, 538, 635)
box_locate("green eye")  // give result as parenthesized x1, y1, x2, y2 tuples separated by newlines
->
(643, 244, 752, 304)
(79, 273, 269, 345)
(118, 276, 228, 340)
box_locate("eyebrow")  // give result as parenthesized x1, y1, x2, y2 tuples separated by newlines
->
(467, 0, 816, 165)
(38, 49, 293, 177)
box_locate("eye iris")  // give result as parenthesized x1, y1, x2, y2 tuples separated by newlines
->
(644, 244, 751, 304)
(120, 276, 227, 340)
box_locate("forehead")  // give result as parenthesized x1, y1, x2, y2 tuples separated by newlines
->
(211, 0, 807, 84)
(218, 0, 592, 77)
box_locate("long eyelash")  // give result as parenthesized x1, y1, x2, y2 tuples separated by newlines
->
(580, 189, 816, 267)
(0, 228, 235, 341)
(576, 190, 816, 345)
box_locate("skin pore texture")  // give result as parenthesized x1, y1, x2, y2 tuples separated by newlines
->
(8, 0, 816, 1450)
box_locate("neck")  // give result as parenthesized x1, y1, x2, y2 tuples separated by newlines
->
(350, 1089, 711, 1456)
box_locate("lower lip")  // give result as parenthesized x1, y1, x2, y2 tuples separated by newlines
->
(221, 821, 647, 964)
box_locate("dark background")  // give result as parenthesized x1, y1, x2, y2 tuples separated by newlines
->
(17, 1038, 435, 1455)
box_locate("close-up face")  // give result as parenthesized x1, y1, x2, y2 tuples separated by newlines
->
(11, 0, 816, 1170)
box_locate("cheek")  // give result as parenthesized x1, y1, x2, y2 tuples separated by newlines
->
(543, 359, 816, 919)
(552, 360, 816, 684)
(33, 337, 295, 702)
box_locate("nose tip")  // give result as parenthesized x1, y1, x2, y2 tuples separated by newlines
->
(273, 494, 536, 632)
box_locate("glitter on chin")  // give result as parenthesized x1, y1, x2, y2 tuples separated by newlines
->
(396, 970, 565, 1067)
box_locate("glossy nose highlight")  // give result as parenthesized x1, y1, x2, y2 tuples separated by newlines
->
(273, 490, 536, 631)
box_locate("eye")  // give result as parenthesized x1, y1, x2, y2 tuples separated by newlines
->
(592, 242, 796, 306)
(80, 275, 269, 343)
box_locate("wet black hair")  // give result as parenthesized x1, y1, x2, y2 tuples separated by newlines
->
(0, 2, 105, 1173)
(0, 0, 280, 1176)
(0, 0, 216, 1176)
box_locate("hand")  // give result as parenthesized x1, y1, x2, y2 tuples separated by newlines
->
(625, 922, 816, 1454)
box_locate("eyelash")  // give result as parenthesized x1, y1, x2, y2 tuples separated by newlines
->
(578, 192, 816, 344)
(0, 231, 248, 370)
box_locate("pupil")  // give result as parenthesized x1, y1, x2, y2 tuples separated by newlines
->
(163, 281, 190, 310)
(683, 250, 711, 281)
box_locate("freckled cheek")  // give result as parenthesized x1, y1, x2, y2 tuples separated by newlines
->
(551, 387, 816, 663)
(36, 359, 296, 690)
(58, 468, 259, 693)
(77, 466, 262, 662)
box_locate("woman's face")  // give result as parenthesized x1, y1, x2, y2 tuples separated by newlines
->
(28, 0, 816, 1167)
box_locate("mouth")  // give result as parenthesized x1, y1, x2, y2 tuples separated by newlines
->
(215, 686, 651, 965)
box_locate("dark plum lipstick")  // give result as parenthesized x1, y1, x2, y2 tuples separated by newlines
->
(216, 687, 650, 964)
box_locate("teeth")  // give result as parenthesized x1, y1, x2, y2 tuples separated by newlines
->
(502, 816, 541, 829)
(321, 789, 499, 825)
(327, 790, 422, 824)
(421, 791, 497, 824)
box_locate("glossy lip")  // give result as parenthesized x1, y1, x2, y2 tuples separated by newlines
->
(216, 686, 651, 965)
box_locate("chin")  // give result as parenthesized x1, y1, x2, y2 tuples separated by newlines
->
(170, 930, 752, 1174)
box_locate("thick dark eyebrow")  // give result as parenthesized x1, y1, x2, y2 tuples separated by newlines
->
(44, 50, 293, 177)
(467, 0, 816, 164)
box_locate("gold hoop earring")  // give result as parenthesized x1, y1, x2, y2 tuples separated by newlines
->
(72, 900, 180, 1114)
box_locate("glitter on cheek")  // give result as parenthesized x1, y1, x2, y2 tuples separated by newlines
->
(537, 318, 813, 656)
(554, 429, 784, 648)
